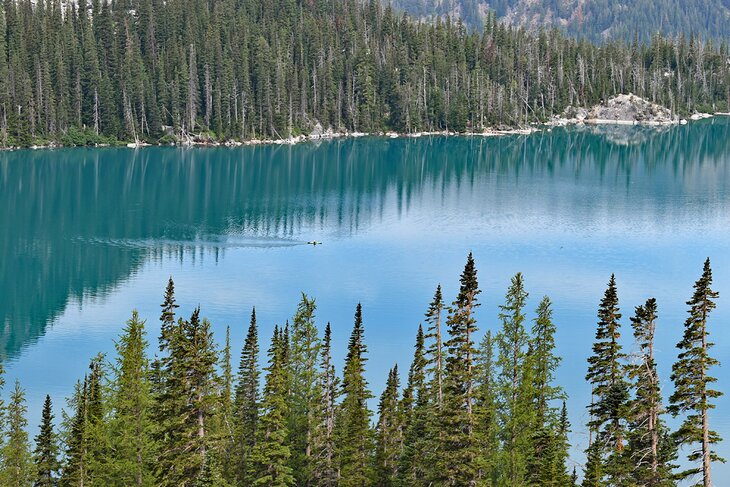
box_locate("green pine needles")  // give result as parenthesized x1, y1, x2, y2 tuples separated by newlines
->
(583, 260, 723, 486)
(0, 255, 723, 486)
(669, 259, 724, 487)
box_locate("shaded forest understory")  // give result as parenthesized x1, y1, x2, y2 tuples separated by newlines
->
(1, 0, 730, 147)
(0, 254, 723, 486)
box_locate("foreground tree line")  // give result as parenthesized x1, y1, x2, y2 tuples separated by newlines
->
(1, 0, 730, 147)
(0, 254, 723, 486)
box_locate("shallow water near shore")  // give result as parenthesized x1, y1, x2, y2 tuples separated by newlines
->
(2, 119, 729, 479)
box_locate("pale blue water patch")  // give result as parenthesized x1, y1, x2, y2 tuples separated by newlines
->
(1, 120, 729, 481)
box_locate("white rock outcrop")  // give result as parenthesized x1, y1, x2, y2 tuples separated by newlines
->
(586, 94, 676, 125)
(551, 94, 678, 126)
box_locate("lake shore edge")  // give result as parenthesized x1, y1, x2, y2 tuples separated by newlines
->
(4, 110, 726, 152)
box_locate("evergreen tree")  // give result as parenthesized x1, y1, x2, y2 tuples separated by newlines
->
(184, 309, 221, 483)
(221, 325, 234, 448)
(1, 381, 33, 487)
(424, 285, 445, 411)
(422, 285, 447, 484)
(106, 310, 155, 486)
(61, 380, 90, 487)
(197, 452, 231, 487)
(669, 258, 724, 486)
(585, 275, 630, 485)
(157, 307, 220, 485)
(626, 298, 675, 486)
(152, 277, 179, 480)
(83, 355, 108, 484)
(400, 325, 426, 429)
(556, 402, 572, 485)
(582, 443, 603, 487)
(374, 365, 403, 486)
(526, 297, 569, 486)
(232, 309, 260, 486)
(250, 326, 294, 487)
(397, 325, 428, 486)
(158, 277, 179, 355)
(33, 395, 60, 487)
(440, 252, 481, 485)
(311, 323, 339, 487)
(336, 303, 373, 487)
(474, 330, 499, 485)
(61, 356, 105, 487)
(495, 272, 533, 486)
(287, 294, 321, 486)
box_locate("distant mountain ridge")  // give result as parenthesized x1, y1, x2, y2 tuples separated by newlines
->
(390, 0, 730, 41)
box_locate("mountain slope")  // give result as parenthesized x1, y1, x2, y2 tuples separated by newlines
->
(391, 0, 730, 41)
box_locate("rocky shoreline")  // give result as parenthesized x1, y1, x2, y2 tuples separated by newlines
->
(5, 95, 724, 151)
(128, 125, 540, 149)
(0, 126, 542, 151)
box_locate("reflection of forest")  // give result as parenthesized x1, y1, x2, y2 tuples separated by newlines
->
(1, 119, 728, 359)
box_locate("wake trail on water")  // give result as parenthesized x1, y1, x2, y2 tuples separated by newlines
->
(72, 236, 315, 250)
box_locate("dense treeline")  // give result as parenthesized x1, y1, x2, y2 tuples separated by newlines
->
(0, 254, 724, 485)
(1, 0, 730, 146)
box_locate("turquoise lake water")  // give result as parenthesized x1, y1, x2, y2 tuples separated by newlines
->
(2, 120, 729, 479)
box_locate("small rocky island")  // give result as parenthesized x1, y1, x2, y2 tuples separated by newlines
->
(553, 93, 678, 125)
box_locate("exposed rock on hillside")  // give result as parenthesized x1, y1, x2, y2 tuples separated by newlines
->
(587, 94, 675, 124)
(552, 94, 677, 126)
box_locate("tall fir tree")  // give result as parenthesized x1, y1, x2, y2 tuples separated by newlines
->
(525, 296, 569, 486)
(424, 285, 445, 411)
(61, 379, 90, 487)
(184, 309, 221, 483)
(440, 252, 481, 485)
(232, 308, 260, 485)
(157, 307, 220, 485)
(33, 395, 61, 487)
(159, 277, 179, 352)
(86, 355, 108, 484)
(626, 298, 675, 486)
(311, 323, 339, 487)
(250, 326, 294, 487)
(669, 259, 724, 486)
(495, 272, 534, 486)
(556, 402, 572, 486)
(474, 330, 499, 485)
(397, 325, 428, 486)
(400, 325, 426, 430)
(585, 275, 630, 485)
(1, 381, 33, 487)
(221, 325, 234, 449)
(422, 284, 447, 484)
(582, 443, 604, 487)
(61, 356, 106, 487)
(106, 310, 155, 486)
(153, 277, 180, 483)
(374, 365, 403, 486)
(287, 294, 321, 486)
(336, 303, 373, 487)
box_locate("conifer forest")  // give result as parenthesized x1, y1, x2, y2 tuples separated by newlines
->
(1, 0, 730, 146)
(0, 253, 723, 486)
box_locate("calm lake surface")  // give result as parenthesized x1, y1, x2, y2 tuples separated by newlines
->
(2, 119, 730, 478)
